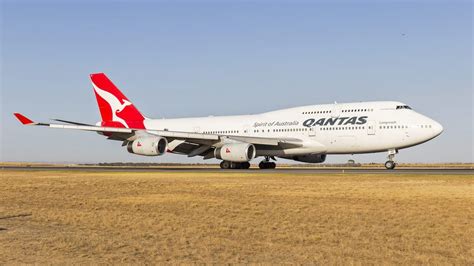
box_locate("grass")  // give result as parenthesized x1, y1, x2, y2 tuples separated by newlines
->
(0, 170, 472, 264)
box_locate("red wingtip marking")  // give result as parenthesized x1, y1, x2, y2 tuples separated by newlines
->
(13, 113, 35, 125)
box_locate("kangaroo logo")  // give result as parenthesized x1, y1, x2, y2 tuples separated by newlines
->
(92, 83, 132, 128)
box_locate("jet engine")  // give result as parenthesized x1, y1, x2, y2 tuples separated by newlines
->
(215, 143, 256, 162)
(291, 154, 326, 163)
(127, 136, 167, 156)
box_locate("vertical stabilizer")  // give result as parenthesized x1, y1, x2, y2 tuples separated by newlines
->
(90, 73, 146, 129)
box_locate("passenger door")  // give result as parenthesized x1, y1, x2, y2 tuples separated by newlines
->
(331, 104, 341, 118)
(243, 125, 251, 135)
(367, 120, 376, 135)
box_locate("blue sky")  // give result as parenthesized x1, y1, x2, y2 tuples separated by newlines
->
(1, 1, 472, 163)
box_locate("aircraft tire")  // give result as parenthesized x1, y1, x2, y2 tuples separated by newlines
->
(241, 162, 251, 169)
(259, 162, 276, 169)
(384, 160, 396, 170)
(220, 161, 231, 169)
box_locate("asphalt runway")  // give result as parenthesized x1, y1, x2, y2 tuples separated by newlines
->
(1, 166, 473, 175)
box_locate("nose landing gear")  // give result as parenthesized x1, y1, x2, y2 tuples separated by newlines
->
(384, 160, 396, 170)
(385, 149, 398, 170)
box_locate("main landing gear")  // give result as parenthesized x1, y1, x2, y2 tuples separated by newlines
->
(259, 156, 276, 169)
(385, 149, 398, 170)
(219, 156, 277, 170)
(219, 161, 251, 169)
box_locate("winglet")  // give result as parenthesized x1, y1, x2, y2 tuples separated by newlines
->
(13, 113, 35, 125)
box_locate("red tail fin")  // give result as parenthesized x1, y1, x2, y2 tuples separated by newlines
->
(90, 73, 146, 129)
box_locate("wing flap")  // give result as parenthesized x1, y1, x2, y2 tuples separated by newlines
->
(148, 130, 219, 141)
(226, 136, 303, 147)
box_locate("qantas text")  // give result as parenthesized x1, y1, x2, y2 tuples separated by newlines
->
(303, 116, 368, 127)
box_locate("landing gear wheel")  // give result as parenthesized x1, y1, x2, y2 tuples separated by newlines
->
(259, 156, 277, 169)
(241, 162, 251, 169)
(385, 160, 396, 170)
(385, 149, 398, 170)
(258, 161, 276, 169)
(221, 161, 251, 169)
(220, 161, 231, 169)
(230, 162, 243, 169)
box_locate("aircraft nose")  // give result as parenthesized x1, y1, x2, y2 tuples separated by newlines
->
(432, 120, 444, 136)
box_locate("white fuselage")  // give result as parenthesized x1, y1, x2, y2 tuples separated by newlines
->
(143, 101, 443, 157)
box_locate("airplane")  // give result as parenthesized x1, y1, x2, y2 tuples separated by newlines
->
(13, 73, 443, 170)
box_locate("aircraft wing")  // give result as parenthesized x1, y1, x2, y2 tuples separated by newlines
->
(13, 113, 304, 152)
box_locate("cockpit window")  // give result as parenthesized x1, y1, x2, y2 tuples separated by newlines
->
(396, 105, 412, 110)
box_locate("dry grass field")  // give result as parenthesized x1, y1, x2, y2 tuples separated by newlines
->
(0, 170, 472, 264)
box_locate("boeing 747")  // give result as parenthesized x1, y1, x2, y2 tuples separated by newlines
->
(14, 73, 443, 169)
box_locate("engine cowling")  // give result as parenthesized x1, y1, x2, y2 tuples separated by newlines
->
(291, 154, 326, 163)
(215, 143, 256, 162)
(127, 137, 167, 156)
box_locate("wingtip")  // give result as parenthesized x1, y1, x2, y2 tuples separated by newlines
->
(13, 113, 35, 125)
